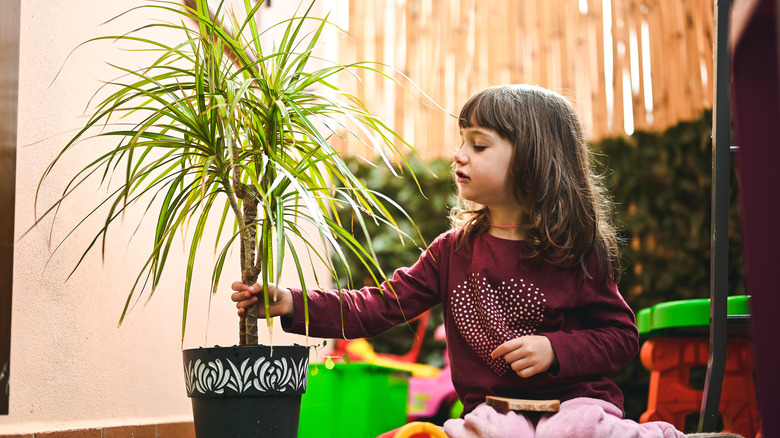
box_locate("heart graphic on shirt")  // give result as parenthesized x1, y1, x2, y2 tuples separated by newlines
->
(450, 273, 546, 375)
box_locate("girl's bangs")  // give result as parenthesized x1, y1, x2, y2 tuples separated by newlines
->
(458, 89, 516, 140)
(458, 94, 494, 130)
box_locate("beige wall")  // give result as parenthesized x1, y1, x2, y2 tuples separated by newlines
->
(2, 0, 339, 433)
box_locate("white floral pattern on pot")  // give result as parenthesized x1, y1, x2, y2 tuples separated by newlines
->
(185, 356, 308, 396)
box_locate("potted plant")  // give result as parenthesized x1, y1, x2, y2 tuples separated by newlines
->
(36, 0, 426, 436)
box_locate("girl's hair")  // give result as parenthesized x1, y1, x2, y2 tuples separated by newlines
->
(451, 84, 621, 286)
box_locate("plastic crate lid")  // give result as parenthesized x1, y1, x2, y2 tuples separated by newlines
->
(636, 295, 751, 335)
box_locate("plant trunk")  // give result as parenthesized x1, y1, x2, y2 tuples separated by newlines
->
(238, 115, 276, 347)
(239, 195, 260, 346)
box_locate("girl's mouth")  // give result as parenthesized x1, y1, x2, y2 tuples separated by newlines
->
(455, 170, 470, 182)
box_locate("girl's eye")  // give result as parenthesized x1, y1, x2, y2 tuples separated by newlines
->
(473, 145, 487, 152)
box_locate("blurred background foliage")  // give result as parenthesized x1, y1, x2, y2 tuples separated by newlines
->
(331, 156, 456, 367)
(598, 110, 745, 310)
(331, 109, 745, 420)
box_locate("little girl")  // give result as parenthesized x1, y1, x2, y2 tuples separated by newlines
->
(231, 85, 683, 437)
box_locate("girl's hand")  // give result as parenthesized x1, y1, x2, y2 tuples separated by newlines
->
(491, 335, 558, 378)
(230, 281, 295, 318)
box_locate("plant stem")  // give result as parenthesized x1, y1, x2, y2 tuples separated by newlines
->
(240, 195, 261, 345)
(229, 133, 260, 346)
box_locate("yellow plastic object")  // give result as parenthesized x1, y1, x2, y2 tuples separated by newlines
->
(346, 339, 440, 378)
(393, 422, 449, 438)
(345, 338, 379, 360)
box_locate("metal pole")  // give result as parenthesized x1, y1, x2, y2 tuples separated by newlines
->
(699, 0, 732, 432)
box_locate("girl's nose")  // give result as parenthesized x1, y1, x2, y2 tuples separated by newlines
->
(453, 146, 466, 164)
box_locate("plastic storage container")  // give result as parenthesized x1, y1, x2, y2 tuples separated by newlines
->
(299, 362, 411, 437)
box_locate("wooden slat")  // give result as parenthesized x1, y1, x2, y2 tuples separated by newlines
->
(437, 0, 451, 159)
(591, 0, 610, 139)
(448, 0, 469, 158)
(444, 0, 464, 157)
(610, 0, 625, 134)
(699, 0, 714, 108)
(685, 0, 707, 113)
(372, 0, 384, 127)
(559, 0, 574, 95)
(617, 0, 633, 133)
(516, 0, 530, 81)
(541, 1, 555, 88)
(337, 0, 716, 159)
(647, 0, 668, 129)
(572, 0, 594, 135)
(403, 0, 417, 148)
(394, 0, 406, 153)
(474, 1, 489, 88)
(664, 1, 686, 127)
(353, 0, 366, 113)
(507, 0, 520, 83)
(487, 0, 503, 85)
(629, 0, 648, 131)
(417, 0, 429, 155)
(681, 0, 699, 121)
(525, 1, 540, 86)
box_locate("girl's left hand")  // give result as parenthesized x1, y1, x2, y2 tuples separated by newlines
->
(491, 335, 558, 378)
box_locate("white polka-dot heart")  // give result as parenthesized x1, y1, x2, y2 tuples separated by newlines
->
(451, 273, 546, 375)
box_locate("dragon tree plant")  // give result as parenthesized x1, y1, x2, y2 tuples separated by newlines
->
(37, 0, 426, 346)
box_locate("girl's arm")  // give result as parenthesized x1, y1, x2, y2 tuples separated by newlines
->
(280, 237, 446, 339)
(544, 294, 639, 379)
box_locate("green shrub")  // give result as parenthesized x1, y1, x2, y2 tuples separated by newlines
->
(597, 110, 744, 311)
(331, 156, 456, 366)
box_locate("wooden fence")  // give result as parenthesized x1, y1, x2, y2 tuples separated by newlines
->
(332, 0, 714, 160)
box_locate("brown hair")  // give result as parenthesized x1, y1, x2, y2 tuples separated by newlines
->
(451, 84, 621, 286)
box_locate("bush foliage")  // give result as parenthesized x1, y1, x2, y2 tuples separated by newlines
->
(331, 156, 455, 366)
(597, 110, 744, 310)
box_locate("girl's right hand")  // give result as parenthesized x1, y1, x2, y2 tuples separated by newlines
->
(230, 281, 295, 318)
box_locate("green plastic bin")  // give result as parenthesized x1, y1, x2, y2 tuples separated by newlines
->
(299, 362, 411, 437)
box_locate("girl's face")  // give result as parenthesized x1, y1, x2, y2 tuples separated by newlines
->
(454, 126, 517, 209)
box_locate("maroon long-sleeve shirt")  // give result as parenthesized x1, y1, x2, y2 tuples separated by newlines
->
(282, 230, 639, 416)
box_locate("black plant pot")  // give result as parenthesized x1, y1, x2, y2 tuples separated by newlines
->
(183, 344, 310, 438)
